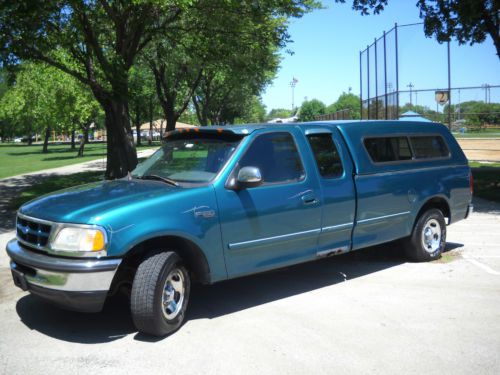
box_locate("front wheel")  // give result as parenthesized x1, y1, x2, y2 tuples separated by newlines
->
(403, 208, 446, 262)
(131, 251, 190, 336)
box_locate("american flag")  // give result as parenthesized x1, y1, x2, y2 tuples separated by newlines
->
(292, 77, 298, 84)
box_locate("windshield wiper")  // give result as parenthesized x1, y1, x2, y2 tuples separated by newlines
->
(138, 174, 179, 187)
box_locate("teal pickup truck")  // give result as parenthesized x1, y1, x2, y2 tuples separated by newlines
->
(6, 121, 473, 336)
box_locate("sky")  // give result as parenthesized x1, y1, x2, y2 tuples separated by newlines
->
(261, 1, 500, 112)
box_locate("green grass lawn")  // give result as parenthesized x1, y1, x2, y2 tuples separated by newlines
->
(0, 142, 159, 179)
(453, 128, 500, 138)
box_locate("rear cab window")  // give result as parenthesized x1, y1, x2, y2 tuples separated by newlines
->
(306, 133, 344, 178)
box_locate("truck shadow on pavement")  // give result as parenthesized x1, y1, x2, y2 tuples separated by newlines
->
(15, 241, 463, 344)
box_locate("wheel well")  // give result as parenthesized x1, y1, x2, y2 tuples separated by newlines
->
(110, 236, 211, 295)
(416, 197, 450, 225)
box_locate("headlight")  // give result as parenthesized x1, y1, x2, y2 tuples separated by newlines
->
(51, 226, 107, 254)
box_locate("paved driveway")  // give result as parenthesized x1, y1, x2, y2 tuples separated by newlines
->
(0, 198, 499, 374)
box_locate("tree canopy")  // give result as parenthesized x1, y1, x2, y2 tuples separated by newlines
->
(0, 61, 101, 150)
(327, 92, 361, 119)
(1, 1, 320, 178)
(299, 99, 326, 121)
(336, 0, 500, 59)
(266, 108, 294, 121)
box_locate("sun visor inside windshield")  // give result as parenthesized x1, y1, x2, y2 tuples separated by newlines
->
(163, 128, 245, 142)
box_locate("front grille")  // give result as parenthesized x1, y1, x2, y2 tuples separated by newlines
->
(17, 216, 52, 248)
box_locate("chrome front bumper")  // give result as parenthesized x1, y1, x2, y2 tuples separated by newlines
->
(6, 239, 121, 312)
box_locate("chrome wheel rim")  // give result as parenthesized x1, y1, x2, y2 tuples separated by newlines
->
(161, 268, 185, 320)
(421, 218, 441, 253)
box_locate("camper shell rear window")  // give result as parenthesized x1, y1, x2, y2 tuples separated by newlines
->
(364, 134, 450, 164)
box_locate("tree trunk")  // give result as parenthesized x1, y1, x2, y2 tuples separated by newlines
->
(42, 127, 50, 153)
(135, 111, 141, 146)
(71, 130, 76, 149)
(77, 123, 91, 157)
(77, 136, 85, 157)
(193, 96, 209, 126)
(27, 126, 33, 145)
(102, 101, 138, 179)
(164, 99, 178, 132)
(148, 96, 153, 146)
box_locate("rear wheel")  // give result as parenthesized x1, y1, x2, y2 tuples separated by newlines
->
(403, 208, 446, 262)
(131, 251, 190, 336)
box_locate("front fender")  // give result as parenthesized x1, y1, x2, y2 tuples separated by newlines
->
(95, 185, 227, 282)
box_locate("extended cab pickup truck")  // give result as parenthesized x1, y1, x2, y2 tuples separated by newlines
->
(6, 121, 473, 336)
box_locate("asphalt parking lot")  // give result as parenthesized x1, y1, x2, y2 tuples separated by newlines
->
(0, 197, 499, 375)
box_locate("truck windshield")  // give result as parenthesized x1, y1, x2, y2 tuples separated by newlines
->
(132, 136, 242, 183)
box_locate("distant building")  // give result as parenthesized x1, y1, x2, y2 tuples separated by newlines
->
(399, 110, 432, 122)
(135, 120, 196, 140)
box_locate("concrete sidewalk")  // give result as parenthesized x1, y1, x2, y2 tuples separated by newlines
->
(0, 149, 156, 234)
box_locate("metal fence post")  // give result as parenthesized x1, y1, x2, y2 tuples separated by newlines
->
(383, 31, 388, 119)
(447, 41, 452, 130)
(374, 38, 378, 119)
(360, 50, 363, 119)
(395, 23, 399, 118)
(367, 45, 370, 120)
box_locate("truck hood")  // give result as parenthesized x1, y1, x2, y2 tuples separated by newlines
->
(19, 179, 177, 224)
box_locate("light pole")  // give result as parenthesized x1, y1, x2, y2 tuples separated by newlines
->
(407, 82, 414, 105)
(290, 77, 298, 110)
(482, 83, 491, 104)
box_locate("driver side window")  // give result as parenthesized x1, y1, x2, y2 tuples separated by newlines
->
(239, 132, 305, 184)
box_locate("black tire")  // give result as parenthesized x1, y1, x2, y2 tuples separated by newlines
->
(131, 251, 190, 336)
(403, 208, 446, 262)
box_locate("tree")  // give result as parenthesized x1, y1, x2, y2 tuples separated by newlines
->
(0, 68, 12, 141)
(129, 64, 156, 146)
(0, 1, 187, 178)
(234, 96, 267, 124)
(336, 1, 500, 59)
(190, 0, 319, 125)
(448, 100, 500, 128)
(192, 29, 279, 125)
(146, 5, 206, 132)
(299, 99, 326, 121)
(266, 108, 293, 121)
(0, 63, 60, 149)
(193, 66, 273, 125)
(327, 92, 361, 119)
(0, 61, 102, 152)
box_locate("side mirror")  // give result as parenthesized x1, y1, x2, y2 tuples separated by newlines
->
(237, 166, 263, 189)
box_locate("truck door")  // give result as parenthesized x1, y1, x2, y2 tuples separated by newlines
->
(215, 129, 322, 278)
(304, 128, 356, 255)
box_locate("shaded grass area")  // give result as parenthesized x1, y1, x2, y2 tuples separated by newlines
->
(0, 142, 159, 179)
(11, 156, 151, 209)
(11, 171, 105, 209)
(472, 165, 500, 202)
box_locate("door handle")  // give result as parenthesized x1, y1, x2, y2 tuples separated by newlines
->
(301, 194, 318, 205)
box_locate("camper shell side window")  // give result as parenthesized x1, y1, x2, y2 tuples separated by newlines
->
(363, 134, 450, 165)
